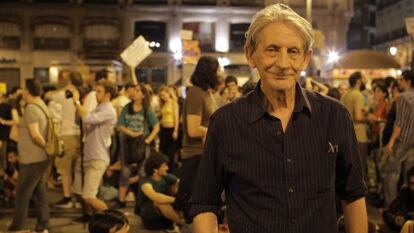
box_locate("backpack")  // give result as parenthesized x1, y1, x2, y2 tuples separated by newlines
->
(30, 103, 64, 157)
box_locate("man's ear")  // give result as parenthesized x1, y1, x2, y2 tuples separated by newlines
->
(244, 45, 257, 69)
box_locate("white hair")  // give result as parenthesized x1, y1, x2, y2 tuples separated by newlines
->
(245, 4, 314, 52)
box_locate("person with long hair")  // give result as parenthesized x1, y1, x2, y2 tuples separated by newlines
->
(116, 83, 160, 208)
(158, 86, 179, 173)
(173, 56, 220, 223)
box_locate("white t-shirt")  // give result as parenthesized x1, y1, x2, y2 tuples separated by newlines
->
(51, 90, 80, 136)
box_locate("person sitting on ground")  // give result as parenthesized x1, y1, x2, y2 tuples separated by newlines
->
(383, 167, 414, 232)
(88, 209, 130, 233)
(135, 152, 184, 230)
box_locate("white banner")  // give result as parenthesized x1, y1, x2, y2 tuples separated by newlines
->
(120, 35, 152, 67)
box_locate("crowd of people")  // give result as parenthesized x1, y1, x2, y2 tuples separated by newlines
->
(0, 3, 414, 233)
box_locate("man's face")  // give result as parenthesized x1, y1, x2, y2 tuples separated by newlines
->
(226, 81, 238, 93)
(125, 87, 136, 99)
(22, 88, 29, 101)
(399, 78, 411, 91)
(95, 85, 107, 103)
(58, 71, 70, 87)
(245, 22, 311, 93)
(156, 162, 169, 176)
(409, 177, 414, 193)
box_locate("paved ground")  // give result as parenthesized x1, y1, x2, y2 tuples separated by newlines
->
(0, 155, 393, 233)
(0, 187, 172, 233)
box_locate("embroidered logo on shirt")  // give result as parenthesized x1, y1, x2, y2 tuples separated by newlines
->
(328, 142, 339, 153)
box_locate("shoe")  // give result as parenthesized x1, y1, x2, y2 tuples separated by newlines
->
(73, 201, 82, 209)
(72, 214, 92, 223)
(164, 224, 181, 233)
(54, 197, 72, 208)
(33, 229, 49, 233)
(113, 200, 126, 209)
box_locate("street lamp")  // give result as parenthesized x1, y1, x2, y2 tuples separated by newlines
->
(327, 51, 340, 63)
(389, 47, 397, 56)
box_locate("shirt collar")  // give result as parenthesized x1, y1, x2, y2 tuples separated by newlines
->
(247, 81, 312, 124)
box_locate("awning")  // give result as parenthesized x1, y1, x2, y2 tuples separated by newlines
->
(333, 49, 400, 69)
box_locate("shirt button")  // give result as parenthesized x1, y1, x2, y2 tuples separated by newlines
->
(288, 188, 294, 193)
(291, 218, 297, 224)
(276, 130, 282, 135)
(287, 158, 292, 163)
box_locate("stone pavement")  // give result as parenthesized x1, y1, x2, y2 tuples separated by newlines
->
(0, 187, 172, 233)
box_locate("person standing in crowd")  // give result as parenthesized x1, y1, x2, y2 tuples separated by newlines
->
(225, 75, 241, 102)
(174, 56, 220, 223)
(116, 83, 160, 208)
(45, 71, 84, 208)
(8, 79, 50, 232)
(0, 92, 12, 175)
(112, 83, 136, 116)
(71, 80, 117, 215)
(158, 86, 179, 173)
(384, 70, 414, 206)
(341, 71, 369, 177)
(190, 4, 367, 233)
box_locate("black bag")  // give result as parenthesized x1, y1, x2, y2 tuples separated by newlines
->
(121, 104, 148, 164)
(123, 134, 146, 164)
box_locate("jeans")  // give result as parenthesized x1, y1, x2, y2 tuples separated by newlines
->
(8, 160, 50, 231)
(383, 142, 414, 206)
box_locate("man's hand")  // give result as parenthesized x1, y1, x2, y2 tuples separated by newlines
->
(70, 88, 80, 103)
(385, 142, 394, 155)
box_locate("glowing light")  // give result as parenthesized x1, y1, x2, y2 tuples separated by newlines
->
(218, 57, 230, 68)
(49, 66, 59, 83)
(155, 42, 160, 48)
(215, 37, 229, 52)
(173, 51, 182, 60)
(300, 71, 306, 77)
(327, 51, 340, 63)
(149, 41, 156, 47)
(169, 37, 182, 53)
(389, 47, 397, 56)
(397, 70, 402, 75)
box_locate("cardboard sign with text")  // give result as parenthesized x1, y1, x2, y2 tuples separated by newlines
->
(121, 35, 152, 67)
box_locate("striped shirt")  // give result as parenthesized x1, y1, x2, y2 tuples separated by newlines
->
(396, 89, 414, 145)
(189, 82, 367, 233)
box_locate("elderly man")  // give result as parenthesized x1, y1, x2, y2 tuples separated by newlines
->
(190, 4, 368, 233)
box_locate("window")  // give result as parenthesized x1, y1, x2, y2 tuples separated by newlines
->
(33, 24, 70, 50)
(83, 19, 120, 59)
(133, 0, 167, 4)
(134, 21, 167, 51)
(230, 0, 264, 6)
(34, 68, 49, 84)
(229, 23, 249, 51)
(182, 22, 215, 52)
(136, 67, 167, 84)
(182, 0, 216, 5)
(0, 21, 20, 49)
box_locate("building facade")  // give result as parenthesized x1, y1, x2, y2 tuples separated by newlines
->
(373, 0, 414, 69)
(0, 0, 354, 91)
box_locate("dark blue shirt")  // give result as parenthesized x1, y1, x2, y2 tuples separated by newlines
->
(189, 82, 367, 233)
